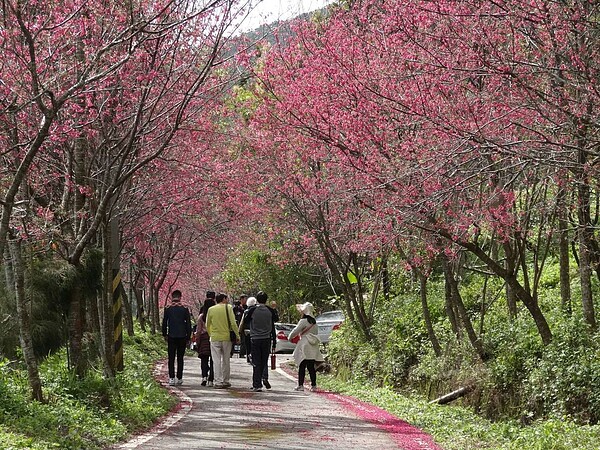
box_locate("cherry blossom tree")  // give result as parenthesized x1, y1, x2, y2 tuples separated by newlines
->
(0, 0, 248, 388)
(235, 0, 600, 349)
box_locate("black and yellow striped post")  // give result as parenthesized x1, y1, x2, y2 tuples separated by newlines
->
(112, 269, 124, 371)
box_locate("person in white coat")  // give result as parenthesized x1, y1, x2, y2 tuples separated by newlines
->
(288, 302, 324, 392)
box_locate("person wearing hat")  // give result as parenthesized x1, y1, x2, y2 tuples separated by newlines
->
(162, 289, 192, 386)
(288, 302, 324, 392)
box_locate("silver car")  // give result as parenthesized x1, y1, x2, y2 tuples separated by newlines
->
(316, 310, 344, 344)
(274, 322, 297, 353)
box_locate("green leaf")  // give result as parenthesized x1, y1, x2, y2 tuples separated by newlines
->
(347, 271, 357, 284)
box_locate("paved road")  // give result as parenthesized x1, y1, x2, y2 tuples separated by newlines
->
(112, 354, 442, 450)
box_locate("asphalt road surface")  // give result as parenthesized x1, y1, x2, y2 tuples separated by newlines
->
(111, 354, 442, 450)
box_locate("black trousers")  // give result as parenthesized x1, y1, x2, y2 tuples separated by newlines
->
(244, 333, 252, 361)
(298, 359, 316, 386)
(167, 337, 188, 379)
(251, 338, 271, 388)
(200, 355, 214, 381)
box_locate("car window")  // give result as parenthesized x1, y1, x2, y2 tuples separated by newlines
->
(275, 323, 295, 331)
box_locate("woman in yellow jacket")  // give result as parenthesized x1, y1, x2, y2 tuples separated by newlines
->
(206, 293, 240, 388)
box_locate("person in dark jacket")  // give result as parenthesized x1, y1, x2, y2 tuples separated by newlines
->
(162, 290, 192, 386)
(239, 296, 257, 364)
(196, 296, 216, 386)
(234, 295, 248, 357)
(240, 291, 277, 392)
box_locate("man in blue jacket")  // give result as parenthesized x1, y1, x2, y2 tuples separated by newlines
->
(162, 290, 192, 386)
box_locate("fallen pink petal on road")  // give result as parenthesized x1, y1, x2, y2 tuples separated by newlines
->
(322, 392, 443, 450)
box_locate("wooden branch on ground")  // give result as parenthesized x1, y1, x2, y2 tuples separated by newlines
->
(429, 386, 473, 405)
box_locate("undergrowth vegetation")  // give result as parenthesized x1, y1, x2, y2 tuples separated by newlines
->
(325, 259, 600, 448)
(0, 332, 175, 449)
(316, 376, 600, 450)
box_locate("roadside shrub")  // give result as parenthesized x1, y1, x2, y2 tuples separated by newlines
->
(327, 257, 600, 427)
(0, 291, 19, 359)
(409, 332, 493, 407)
(486, 315, 543, 390)
(524, 318, 600, 424)
(372, 306, 427, 387)
(0, 330, 174, 449)
(111, 332, 176, 428)
(0, 358, 29, 422)
(477, 312, 545, 420)
(326, 322, 366, 382)
(327, 292, 433, 388)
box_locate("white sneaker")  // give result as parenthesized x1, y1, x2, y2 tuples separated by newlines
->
(168, 378, 176, 386)
(175, 378, 183, 386)
(294, 385, 304, 391)
(309, 386, 318, 392)
(207, 381, 214, 387)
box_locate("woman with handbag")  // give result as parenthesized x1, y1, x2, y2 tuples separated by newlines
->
(206, 293, 240, 389)
(288, 302, 324, 392)
(196, 298, 216, 386)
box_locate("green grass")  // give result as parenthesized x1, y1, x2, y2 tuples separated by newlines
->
(0, 332, 176, 449)
(317, 375, 600, 450)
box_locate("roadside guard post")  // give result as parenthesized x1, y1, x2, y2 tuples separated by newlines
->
(110, 203, 124, 372)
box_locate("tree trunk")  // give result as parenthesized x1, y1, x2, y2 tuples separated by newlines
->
(8, 238, 44, 402)
(101, 224, 116, 377)
(505, 273, 517, 319)
(442, 257, 486, 361)
(578, 224, 596, 328)
(430, 386, 473, 405)
(557, 187, 572, 314)
(419, 273, 441, 357)
(67, 283, 86, 377)
(382, 257, 391, 302)
(4, 247, 15, 297)
(73, 38, 87, 242)
(87, 286, 100, 334)
(479, 276, 488, 337)
(314, 220, 371, 340)
(134, 282, 146, 332)
(503, 242, 518, 319)
(148, 283, 157, 334)
(121, 285, 134, 337)
(577, 171, 597, 329)
(443, 232, 553, 345)
(506, 274, 553, 345)
(444, 269, 460, 338)
(342, 275, 371, 341)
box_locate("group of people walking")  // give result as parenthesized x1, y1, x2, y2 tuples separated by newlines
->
(161, 289, 324, 392)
